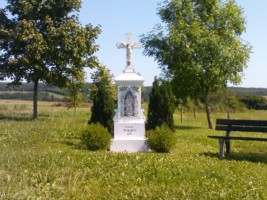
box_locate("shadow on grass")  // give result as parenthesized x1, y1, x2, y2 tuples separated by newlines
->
(0, 115, 32, 121)
(62, 139, 87, 150)
(202, 152, 267, 164)
(174, 125, 204, 130)
(0, 113, 50, 121)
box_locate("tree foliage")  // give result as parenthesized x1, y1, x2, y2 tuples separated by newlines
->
(147, 77, 175, 130)
(141, 0, 251, 129)
(0, 0, 101, 119)
(207, 89, 246, 112)
(64, 69, 86, 116)
(239, 96, 267, 110)
(89, 65, 115, 134)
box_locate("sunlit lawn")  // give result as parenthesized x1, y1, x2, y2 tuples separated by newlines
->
(0, 100, 267, 199)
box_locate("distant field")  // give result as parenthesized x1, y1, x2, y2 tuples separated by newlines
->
(0, 99, 33, 104)
(0, 100, 266, 199)
(0, 91, 31, 94)
(0, 99, 65, 115)
(0, 99, 91, 112)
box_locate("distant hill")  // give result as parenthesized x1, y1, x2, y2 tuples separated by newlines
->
(0, 82, 91, 101)
(228, 87, 267, 96)
(0, 82, 62, 93)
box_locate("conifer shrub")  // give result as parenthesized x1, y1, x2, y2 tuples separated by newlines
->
(147, 77, 175, 130)
(89, 65, 115, 134)
(146, 126, 176, 153)
(81, 123, 112, 151)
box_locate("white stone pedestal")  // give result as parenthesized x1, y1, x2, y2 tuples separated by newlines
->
(110, 72, 148, 152)
(110, 139, 148, 152)
(110, 119, 148, 152)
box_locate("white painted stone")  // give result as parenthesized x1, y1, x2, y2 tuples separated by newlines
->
(114, 122, 145, 139)
(110, 33, 148, 152)
(110, 139, 148, 152)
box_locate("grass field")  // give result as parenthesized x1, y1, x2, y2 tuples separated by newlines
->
(0, 100, 267, 199)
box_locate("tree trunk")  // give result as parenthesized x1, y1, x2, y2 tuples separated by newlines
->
(204, 93, 214, 129)
(74, 93, 77, 117)
(180, 106, 183, 123)
(33, 80, 39, 120)
(227, 110, 230, 119)
(74, 105, 77, 117)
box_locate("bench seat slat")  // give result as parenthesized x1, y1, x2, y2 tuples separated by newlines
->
(215, 126, 267, 133)
(208, 135, 267, 141)
(216, 119, 267, 127)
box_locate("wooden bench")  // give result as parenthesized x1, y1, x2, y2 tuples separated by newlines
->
(208, 119, 267, 158)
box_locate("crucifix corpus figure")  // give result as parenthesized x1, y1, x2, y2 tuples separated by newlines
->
(116, 32, 142, 72)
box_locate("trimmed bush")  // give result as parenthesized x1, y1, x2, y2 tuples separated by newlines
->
(146, 126, 176, 153)
(147, 77, 175, 130)
(81, 123, 112, 151)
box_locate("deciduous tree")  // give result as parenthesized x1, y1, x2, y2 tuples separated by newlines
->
(141, 0, 251, 129)
(0, 0, 101, 119)
(64, 69, 86, 116)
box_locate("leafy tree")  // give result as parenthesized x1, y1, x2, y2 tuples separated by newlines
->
(89, 65, 115, 134)
(0, 0, 101, 119)
(64, 69, 86, 116)
(207, 89, 246, 113)
(147, 77, 175, 130)
(141, 0, 251, 129)
(240, 96, 267, 110)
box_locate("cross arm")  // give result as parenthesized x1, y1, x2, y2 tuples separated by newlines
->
(131, 42, 142, 49)
(116, 42, 126, 49)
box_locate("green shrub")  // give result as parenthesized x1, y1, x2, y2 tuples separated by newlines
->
(239, 95, 267, 110)
(146, 126, 176, 153)
(81, 123, 112, 151)
(147, 77, 175, 130)
(89, 65, 115, 134)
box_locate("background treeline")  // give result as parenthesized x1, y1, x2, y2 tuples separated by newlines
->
(0, 82, 92, 94)
(229, 87, 267, 96)
(0, 82, 92, 102)
(205, 89, 267, 111)
(0, 82, 267, 110)
(169, 87, 267, 112)
(0, 92, 63, 102)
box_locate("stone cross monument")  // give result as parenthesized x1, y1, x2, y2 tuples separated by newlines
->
(110, 33, 148, 152)
(116, 32, 142, 73)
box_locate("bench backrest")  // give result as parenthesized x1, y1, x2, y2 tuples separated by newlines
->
(216, 119, 267, 132)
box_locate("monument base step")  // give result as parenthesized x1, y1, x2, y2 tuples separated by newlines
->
(110, 138, 148, 152)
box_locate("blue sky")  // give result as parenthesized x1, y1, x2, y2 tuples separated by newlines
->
(1, 0, 267, 87)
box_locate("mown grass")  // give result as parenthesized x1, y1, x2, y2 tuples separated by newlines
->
(0, 100, 267, 199)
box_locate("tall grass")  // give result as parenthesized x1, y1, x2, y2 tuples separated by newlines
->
(0, 100, 266, 199)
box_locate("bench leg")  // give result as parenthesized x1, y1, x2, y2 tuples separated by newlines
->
(219, 138, 225, 159)
(226, 131, 231, 155)
(225, 139, 231, 155)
